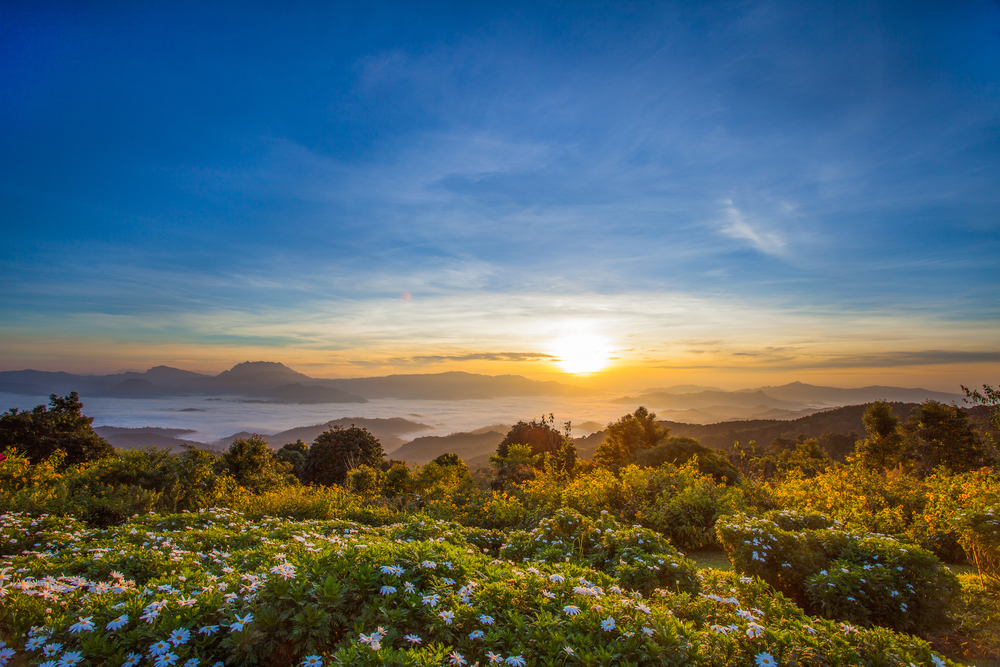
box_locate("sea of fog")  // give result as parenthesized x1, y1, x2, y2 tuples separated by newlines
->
(0, 392, 631, 446)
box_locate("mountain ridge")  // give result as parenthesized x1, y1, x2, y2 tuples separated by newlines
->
(0, 363, 591, 402)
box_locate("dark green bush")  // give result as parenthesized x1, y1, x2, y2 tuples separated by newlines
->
(500, 507, 700, 595)
(717, 510, 960, 635)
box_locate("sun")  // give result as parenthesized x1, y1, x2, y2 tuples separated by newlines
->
(552, 334, 612, 374)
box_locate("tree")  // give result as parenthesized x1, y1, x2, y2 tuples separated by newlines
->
(0, 392, 114, 465)
(854, 401, 905, 472)
(489, 442, 539, 490)
(963, 383, 1000, 454)
(222, 436, 290, 493)
(593, 406, 666, 468)
(276, 439, 309, 480)
(902, 400, 991, 477)
(303, 425, 385, 486)
(496, 415, 564, 459)
(770, 438, 831, 479)
(415, 453, 473, 498)
(635, 435, 740, 483)
(493, 415, 577, 482)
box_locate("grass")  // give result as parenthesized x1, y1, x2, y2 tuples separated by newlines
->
(927, 574, 1000, 667)
(687, 548, 733, 572)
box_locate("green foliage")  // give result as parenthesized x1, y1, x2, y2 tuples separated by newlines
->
(635, 436, 739, 483)
(963, 383, 1000, 449)
(0, 446, 239, 525)
(771, 462, 968, 560)
(0, 509, 957, 667)
(593, 406, 665, 468)
(2, 401, 998, 665)
(903, 401, 993, 477)
(304, 425, 385, 486)
(489, 442, 540, 490)
(277, 439, 309, 480)
(223, 435, 292, 493)
(495, 415, 564, 460)
(0, 392, 114, 465)
(347, 464, 381, 495)
(493, 416, 577, 488)
(644, 474, 733, 551)
(922, 468, 1000, 583)
(717, 510, 961, 636)
(855, 400, 906, 471)
(499, 507, 700, 595)
(381, 461, 413, 499)
(768, 438, 832, 479)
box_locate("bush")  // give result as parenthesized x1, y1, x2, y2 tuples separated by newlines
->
(771, 463, 963, 560)
(922, 468, 1000, 580)
(500, 507, 700, 595)
(0, 509, 954, 667)
(635, 437, 739, 484)
(644, 471, 734, 551)
(717, 510, 960, 635)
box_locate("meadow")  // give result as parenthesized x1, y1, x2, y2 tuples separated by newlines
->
(0, 395, 998, 667)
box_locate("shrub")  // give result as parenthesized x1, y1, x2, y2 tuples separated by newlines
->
(0, 509, 955, 667)
(717, 510, 960, 635)
(922, 468, 1000, 580)
(500, 507, 700, 595)
(644, 473, 733, 551)
(771, 463, 963, 560)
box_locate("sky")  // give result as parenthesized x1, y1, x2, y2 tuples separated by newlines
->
(1, 0, 998, 392)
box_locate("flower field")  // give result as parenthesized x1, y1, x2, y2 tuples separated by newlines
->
(2, 395, 999, 666)
(0, 507, 969, 667)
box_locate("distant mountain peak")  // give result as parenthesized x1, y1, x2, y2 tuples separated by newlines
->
(222, 361, 297, 376)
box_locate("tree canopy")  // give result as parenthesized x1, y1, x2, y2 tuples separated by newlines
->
(496, 415, 565, 459)
(902, 401, 992, 477)
(593, 406, 665, 468)
(0, 392, 114, 465)
(303, 425, 385, 486)
(222, 436, 290, 493)
(854, 400, 905, 472)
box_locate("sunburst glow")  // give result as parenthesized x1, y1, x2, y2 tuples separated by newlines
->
(553, 334, 612, 374)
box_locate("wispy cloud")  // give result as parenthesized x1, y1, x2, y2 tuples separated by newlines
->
(719, 199, 786, 255)
(815, 350, 1000, 369)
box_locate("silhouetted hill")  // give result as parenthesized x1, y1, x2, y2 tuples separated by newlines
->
(95, 378, 187, 399)
(659, 403, 921, 452)
(326, 371, 591, 400)
(641, 384, 724, 394)
(93, 426, 212, 453)
(615, 390, 810, 411)
(217, 417, 432, 452)
(247, 383, 368, 404)
(391, 431, 507, 465)
(741, 381, 963, 406)
(140, 366, 213, 384)
(0, 364, 592, 401)
(209, 361, 313, 390)
(655, 405, 819, 424)
(613, 382, 966, 423)
(573, 431, 606, 460)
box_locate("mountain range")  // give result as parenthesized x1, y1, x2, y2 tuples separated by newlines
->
(215, 417, 433, 453)
(613, 382, 963, 423)
(0, 361, 590, 403)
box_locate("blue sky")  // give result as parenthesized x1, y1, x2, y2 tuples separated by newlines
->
(1, 1, 998, 390)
